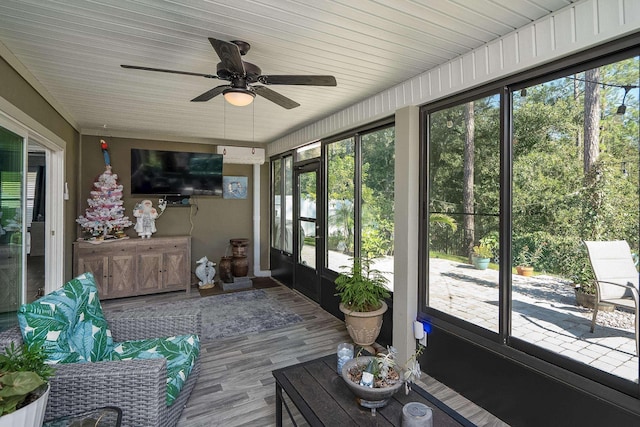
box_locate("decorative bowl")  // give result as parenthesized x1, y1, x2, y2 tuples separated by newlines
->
(341, 356, 404, 414)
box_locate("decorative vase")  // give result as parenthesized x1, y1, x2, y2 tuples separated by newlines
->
(231, 255, 249, 277)
(0, 384, 49, 427)
(219, 256, 234, 283)
(472, 256, 490, 270)
(516, 266, 534, 276)
(339, 301, 387, 347)
(341, 356, 404, 414)
(229, 238, 250, 257)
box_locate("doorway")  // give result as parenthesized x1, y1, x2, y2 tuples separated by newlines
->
(293, 161, 322, 302)
(0, 113, 64, 325)
(26, 147, 47, 303)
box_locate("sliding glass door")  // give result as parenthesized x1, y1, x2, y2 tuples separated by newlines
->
(0, 124, 25, 313)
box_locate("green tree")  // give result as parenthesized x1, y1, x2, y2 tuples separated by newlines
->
(327, 138, 355, 253)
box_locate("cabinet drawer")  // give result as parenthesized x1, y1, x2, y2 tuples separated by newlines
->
(77, 245, 130, 256)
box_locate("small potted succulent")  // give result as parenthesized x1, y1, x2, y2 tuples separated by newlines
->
(335, 257, 391, 348)
(0, 343, 54, 427)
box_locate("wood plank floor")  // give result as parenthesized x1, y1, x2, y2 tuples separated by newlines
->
(101, 282, 509, 427)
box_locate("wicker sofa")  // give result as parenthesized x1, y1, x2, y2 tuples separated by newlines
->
(0, 310, 201, 427)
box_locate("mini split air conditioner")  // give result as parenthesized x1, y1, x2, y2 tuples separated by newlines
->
(216, 146, 265, 165)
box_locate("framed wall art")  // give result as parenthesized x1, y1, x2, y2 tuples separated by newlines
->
(223, 176, 248, 199)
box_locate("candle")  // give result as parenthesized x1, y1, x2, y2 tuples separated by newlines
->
(337, 343, 354, 374)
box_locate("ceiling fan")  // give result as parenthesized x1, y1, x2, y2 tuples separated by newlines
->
(121, 38, 337, 109)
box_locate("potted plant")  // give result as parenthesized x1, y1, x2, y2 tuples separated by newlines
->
(341, 345, 424, 414)
(471, 243, 492, 270)
(515, 244, 544, 276)
(0, 343, 54, 427)
(571, 257, 615, 312)
(335, 257, 390, 348)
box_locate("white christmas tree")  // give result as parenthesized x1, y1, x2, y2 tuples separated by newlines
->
(76, 140, 132, 238)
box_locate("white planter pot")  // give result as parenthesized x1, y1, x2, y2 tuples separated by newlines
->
(0, 384, 49, 427)
(339, 301, 388, 347)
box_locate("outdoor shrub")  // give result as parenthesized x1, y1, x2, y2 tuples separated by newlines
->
(514, 234, 595, 292)
(327, 233, 343, 252)
(512, 232, 548, 271)
(362, 227, 391, 259)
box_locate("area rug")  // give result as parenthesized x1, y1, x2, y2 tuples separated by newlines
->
(197, 276, 281, 297)
(106, 289, 303, 341)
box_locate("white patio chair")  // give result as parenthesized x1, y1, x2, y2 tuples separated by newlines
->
(584, 240, 639, 356)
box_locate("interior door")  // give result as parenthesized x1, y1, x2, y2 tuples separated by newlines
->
(294, 162, 321, 302)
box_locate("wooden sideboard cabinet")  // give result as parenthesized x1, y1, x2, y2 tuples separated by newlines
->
(73, 236, 191, 299)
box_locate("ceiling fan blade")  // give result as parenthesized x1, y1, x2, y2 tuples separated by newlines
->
(191, 85, 230, 102)
(208, 38, 245, 76)
(258, 75, 337, 86)
(253, 86, 300, 109)
(121, 64, 218, 79)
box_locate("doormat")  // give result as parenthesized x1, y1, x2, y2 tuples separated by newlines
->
(197, 276, 281, 297)
(106, 289, 302, 341)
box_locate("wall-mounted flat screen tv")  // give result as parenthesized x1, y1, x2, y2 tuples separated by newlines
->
(131, 148, 223, 196)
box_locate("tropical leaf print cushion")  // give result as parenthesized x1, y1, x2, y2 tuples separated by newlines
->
(109, 334, 200, 406)
(17, 272, 113, 363)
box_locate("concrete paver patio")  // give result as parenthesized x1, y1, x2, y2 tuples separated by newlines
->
(429, 258, 638, 382)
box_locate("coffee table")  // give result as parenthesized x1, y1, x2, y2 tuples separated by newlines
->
(272, 353, 475, 426)
(43, 406, 122, 427)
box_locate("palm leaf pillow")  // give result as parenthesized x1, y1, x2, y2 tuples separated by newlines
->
(109, 334, 200, 406)
(17, 272, 113, 363)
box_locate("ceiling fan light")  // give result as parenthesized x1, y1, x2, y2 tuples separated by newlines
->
(223, 89, 255, 107)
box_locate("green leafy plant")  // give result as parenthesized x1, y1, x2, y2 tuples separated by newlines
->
(479, 232, 499, 256)
(472, 243, 493, 259)
(516, 244, 545, 267)
(429, 213, 457, 232)
(571, 260, 596, 295)
(0, 343, 54, 416)
(335, 257, 390, 312)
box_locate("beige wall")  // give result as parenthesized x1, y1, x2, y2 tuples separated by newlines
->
(2, 52, 271, 282)
(0, 56, 80, 281)
(78, 135, 263, 276)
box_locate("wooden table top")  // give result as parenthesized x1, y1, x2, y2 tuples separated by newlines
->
(273, 353, 475, 426)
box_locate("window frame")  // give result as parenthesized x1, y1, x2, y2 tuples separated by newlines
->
(270, 152, 294, 254)
(418, 37, 640, 401)
(322, 118, 395, 275)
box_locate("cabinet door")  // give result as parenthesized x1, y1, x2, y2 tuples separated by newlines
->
(163, 250, 188, 289)
(107, 254, 136, 297)
(76, 255, 108, 296)
(137, 252, 164, 291)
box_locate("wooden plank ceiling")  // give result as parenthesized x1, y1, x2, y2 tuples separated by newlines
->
(0, 0, 575, 144)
